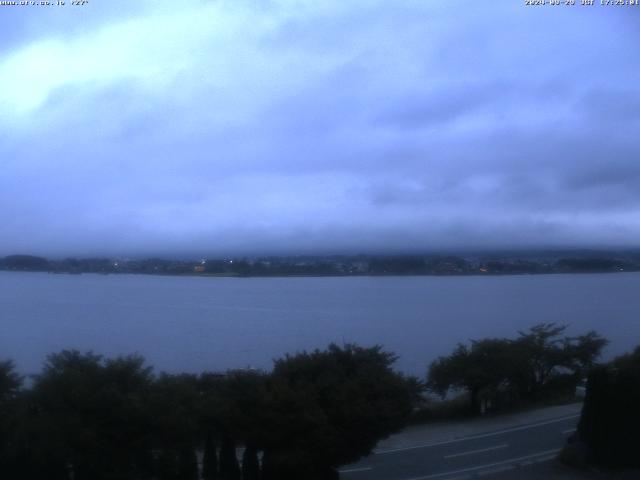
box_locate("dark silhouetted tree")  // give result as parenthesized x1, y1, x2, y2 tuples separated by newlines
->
(428, 324, 608, 413)
(0, 360, 25, 478)
(260, 344, 421, 479)
(577, 346, 640, 468)
(219, 435, 241, 480)
(149, 373, 201, 480)
(200, 370, 269, 480)
(241, 445, 260, 480)
(202, 431, 219, 480)
(27, 350, 156, 480)
(428, 339, 520, 413)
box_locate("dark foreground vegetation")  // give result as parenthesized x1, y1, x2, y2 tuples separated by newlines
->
(562, 346, 640, 470)
(428, 325, 640, 473)
(427, 323, 607, 415)
(0, 344, 420, 480)
(0, 324, 631, 479)
(2, 250, 640, 277)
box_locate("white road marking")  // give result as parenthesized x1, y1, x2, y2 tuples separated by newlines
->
(400, 448, 561, 480)
(562, 428, 576, 435)
(338, 466, 373, 474)
(444, 444, 508, 459)
(376, 414, 579, 455)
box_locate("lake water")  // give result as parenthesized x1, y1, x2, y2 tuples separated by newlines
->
(1, 271, 639, 376)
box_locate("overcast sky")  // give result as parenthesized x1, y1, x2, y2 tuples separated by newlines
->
(1, 1, 639, 257)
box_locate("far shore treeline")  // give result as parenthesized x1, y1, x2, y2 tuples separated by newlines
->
(1, 324, 636, 479)
(2, 251, 640, 277)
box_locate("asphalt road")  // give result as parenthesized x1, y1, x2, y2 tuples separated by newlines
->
(339, 413, 580, 480)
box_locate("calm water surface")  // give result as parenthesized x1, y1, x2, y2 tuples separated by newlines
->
(1, 271, 639, 375)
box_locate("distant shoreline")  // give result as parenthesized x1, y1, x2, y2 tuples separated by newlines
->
(2, 252, 639, 278)
(2, 268, 639, 280)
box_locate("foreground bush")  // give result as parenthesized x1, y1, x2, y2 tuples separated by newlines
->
(576, 346, 640, 468)
(427, 324, 607, 414)
(0, 344, 421, 479)
(259, 345, 422, 479)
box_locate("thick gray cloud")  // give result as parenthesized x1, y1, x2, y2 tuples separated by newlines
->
(0, 0, 639, 256)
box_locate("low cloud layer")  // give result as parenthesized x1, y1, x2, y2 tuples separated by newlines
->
(1, 1, 639, 256)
